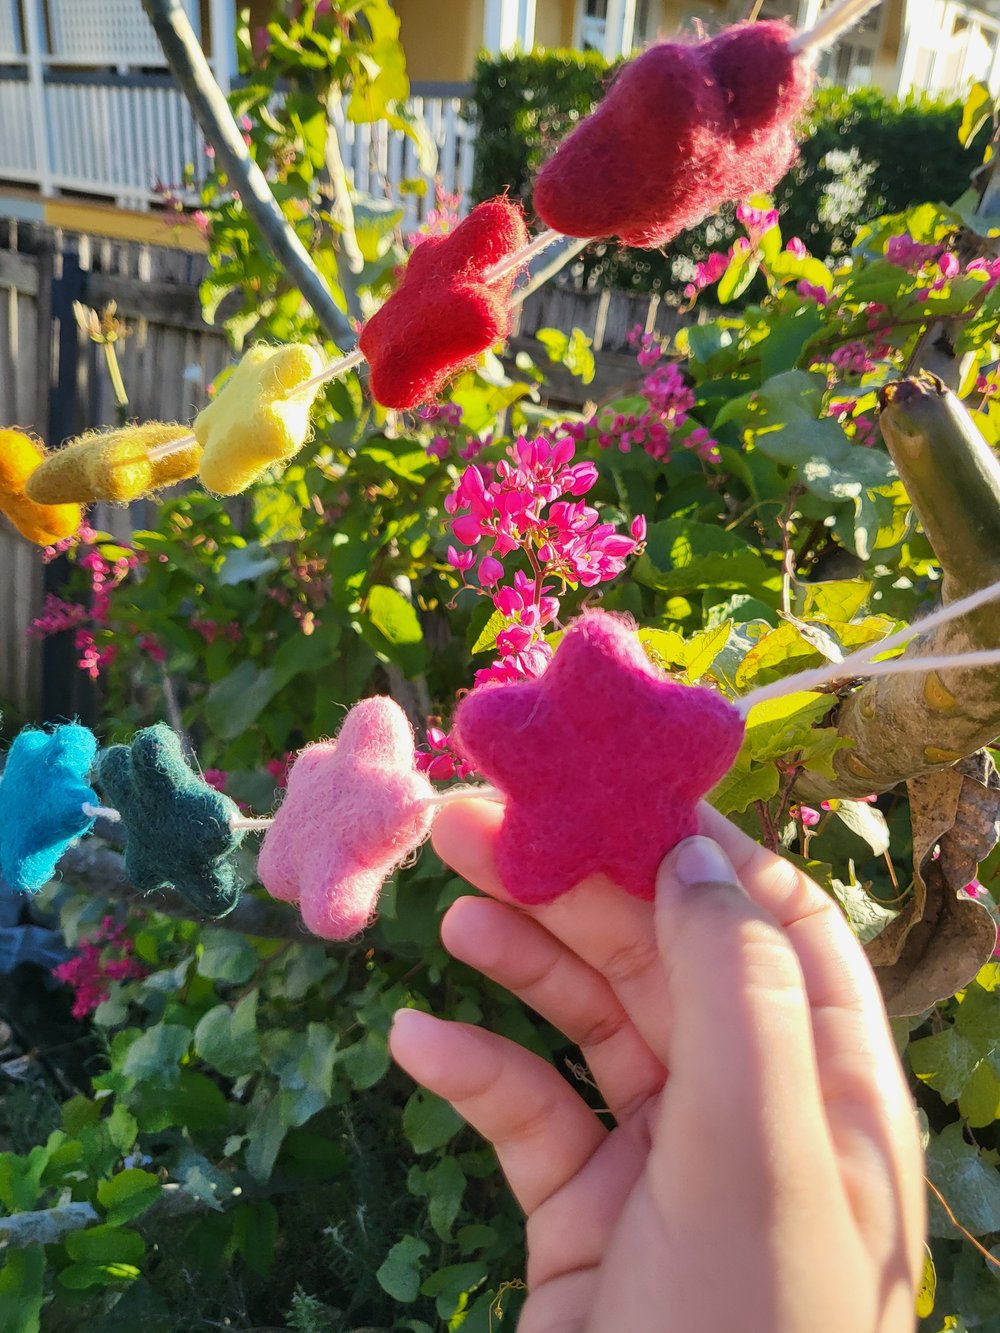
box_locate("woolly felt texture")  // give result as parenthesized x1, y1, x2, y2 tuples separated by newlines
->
(358, 199, 528, 410)
(258, 697, 434, 940)
(0, 725, 98, 892)
(453, 612, 745, 903)
(96, 724, 246, 917)
(24, 423, 199, 505)
(532, 21, 812, 247)
(0, 430, 82, 546)
(194, 343, 323, 495)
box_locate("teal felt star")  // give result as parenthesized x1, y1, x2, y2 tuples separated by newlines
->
(96, 724, 245, 917)
(0, 724, 98, 892)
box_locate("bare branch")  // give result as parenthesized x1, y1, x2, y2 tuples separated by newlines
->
(140, 0, 354, 347)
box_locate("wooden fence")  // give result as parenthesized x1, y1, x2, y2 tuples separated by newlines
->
(0, 221, 701, 721)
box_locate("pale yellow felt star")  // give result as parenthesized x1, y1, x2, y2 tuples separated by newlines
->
(195, 343, 324, 495)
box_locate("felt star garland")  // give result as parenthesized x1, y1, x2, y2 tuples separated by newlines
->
(0, 1, 926, 938)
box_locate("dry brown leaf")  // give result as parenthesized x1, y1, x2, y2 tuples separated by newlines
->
(866, 752, 999, 1015)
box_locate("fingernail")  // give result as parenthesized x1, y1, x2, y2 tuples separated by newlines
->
(670, 836, 741, 890)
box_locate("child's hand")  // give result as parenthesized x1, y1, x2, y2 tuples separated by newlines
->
(390, 800, 925, 1333)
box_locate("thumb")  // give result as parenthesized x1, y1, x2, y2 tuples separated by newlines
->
(651, 835, 830, 1165)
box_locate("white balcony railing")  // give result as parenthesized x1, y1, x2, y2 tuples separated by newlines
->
(0, 0, 475, 225)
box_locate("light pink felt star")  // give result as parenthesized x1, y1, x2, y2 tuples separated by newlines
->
(258, 697, 434, 939)
(453, 611, 745, 904)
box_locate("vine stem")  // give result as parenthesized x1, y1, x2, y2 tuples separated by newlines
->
(925, 1176, 1000, 1272)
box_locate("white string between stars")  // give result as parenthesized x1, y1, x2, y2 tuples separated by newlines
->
(787, 0, 883, 56)
(737, 576, 1000, 717)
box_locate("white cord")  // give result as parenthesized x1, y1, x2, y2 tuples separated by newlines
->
(737, 576, 1000, 715)
(788, 0, 883, 55)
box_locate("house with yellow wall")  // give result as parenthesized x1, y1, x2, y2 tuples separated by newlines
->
(384, 0, 1000, 100)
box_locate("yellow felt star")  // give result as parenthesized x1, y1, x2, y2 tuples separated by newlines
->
(25, 423, 199, 504)
(194, 343, 323, 495)
(0, 429, 81, 546)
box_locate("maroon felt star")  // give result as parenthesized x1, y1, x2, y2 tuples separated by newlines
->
(358, 198, 528, 410)
(453, 612, 745, 903)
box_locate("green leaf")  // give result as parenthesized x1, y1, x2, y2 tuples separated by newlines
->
(744, 691, 833, 763)
(340, 1030, 391, 1090)
(708, 754, 779, 816)
(198, 929, 258, 984)
(830, 877, 899, 945)
(718, 245, 760, 303)
(271, 622, 341, 692)
(745, 371, 895, 505)
(633, 519, 774, 597)
(217, 542, 279, 585)
(0, 1145, 50, 1212)
(194, 992, 261, 1079)
(377, 1236, 430, 1303)
(828, 799, 890, 855)
(535, 327, 596, 384)
(960, 82, 993, 147)
(205, 661, 278, 739)
(97, 1170, 161, 1227)
(925, 1122, 1000, 1238)
(0, 1247, 44, 1333)
(362, 585, 427, 677)
(427, 1156, 466, 1241)
(233, 1201, 278, 1277)
(120, 1024, 191, 1087)
(916, 1248, 936, 1320)
(403, 1089, 463, 1153)
(759, 306, 825, 380)
(106, 1104, 138, 1154)
(470, 606, 507, 656)
(58, 1261, 141, 1290)
(65, 1224, 145, 1265)
(245, 1092, 288, 1184)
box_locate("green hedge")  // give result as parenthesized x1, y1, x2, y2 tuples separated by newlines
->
(472, 51, 988, 294)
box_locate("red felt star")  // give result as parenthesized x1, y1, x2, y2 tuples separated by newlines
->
(453, 612, 745, 903)
(359, 198, 528, 410)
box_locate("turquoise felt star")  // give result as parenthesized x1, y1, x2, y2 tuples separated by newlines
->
(0, 724, 98, 892)
(96, 723, 245, 917)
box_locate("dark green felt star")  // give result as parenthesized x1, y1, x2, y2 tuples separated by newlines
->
(97, 723, 245, 917)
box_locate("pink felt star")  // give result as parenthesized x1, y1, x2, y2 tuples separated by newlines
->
(257, 697, 434, 939)
(453, 612, 745, 903)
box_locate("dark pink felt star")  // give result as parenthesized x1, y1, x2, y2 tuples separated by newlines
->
(453, 612, 745, 903)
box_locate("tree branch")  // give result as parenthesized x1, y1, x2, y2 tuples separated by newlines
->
(56, 842, 309, 941)
(809, 376, 1000, 797)
(140, 0, 354, 347)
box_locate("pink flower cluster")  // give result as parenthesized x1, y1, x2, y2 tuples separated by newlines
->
(444, 432, 646, 688)
(191, 617, 243, 645)
(884, 234, 944, 270)
(266, 753, 295, 789)
(407, 185, 463, 250)
(594, 332, 720, 464)
(52, 917, 147, 1020)
(30, 539, 139, 680)
(415, 725, 474, 782)
(28, 594, 88, 638)
(418, 401, 487, 463)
